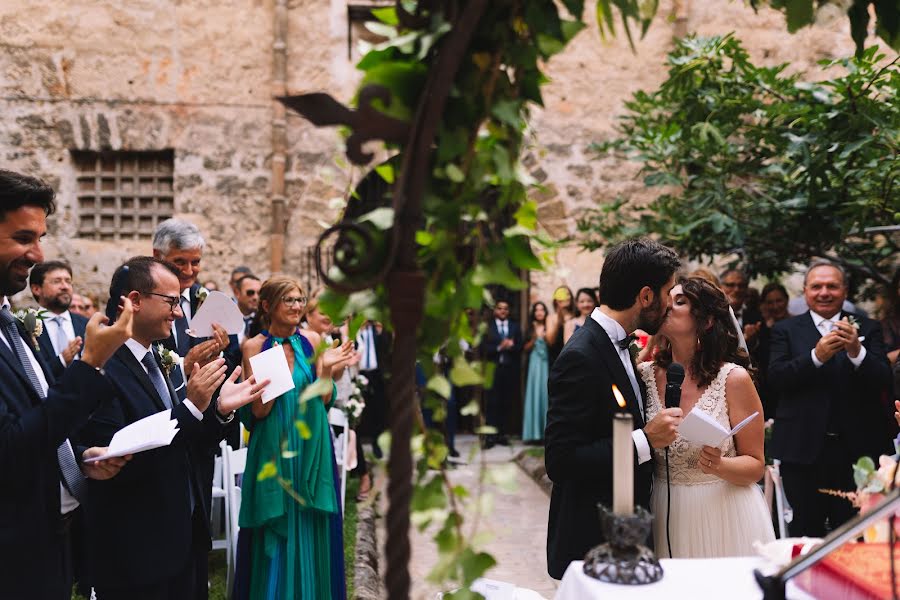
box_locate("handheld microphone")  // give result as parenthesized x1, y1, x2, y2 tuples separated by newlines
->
(665, 363, 685, 409)
(663, 362, 684, 559)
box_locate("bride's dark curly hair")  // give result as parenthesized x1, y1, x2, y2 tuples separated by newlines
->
(654, 277, 754, 388)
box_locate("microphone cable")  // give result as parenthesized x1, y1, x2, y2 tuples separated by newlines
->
(664, 362, 685, 559)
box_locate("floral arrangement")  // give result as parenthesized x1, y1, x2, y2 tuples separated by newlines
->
(821, 435, 900, 542)
(14, 307, 47, 351)
(155, 343, 179, 376)
(344, 372, 368, 428)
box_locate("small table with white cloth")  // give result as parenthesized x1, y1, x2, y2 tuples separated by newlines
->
(555, 558, 816, 600)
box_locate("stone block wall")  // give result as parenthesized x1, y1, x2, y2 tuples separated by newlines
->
(0, 0, 889, 308)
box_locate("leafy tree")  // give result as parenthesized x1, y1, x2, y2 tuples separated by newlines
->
(580, 34, 900, 290)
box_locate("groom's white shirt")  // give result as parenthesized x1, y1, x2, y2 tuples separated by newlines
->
(591, 307, 652, 465)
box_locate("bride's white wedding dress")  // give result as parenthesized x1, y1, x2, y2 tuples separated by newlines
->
(640, 361, 775, 558)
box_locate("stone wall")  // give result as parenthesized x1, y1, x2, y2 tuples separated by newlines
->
(0, 0, 887, 307)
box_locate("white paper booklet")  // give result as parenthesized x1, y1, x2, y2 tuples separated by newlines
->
(248, 344, 296, 403)
(84, 409, 180, 462)
(678, 409, 759, 448)
(187, 290, 245, 338)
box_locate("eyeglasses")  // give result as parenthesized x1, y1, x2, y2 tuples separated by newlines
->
(281, 296, 308, 307)
(146, 292, 181, 311)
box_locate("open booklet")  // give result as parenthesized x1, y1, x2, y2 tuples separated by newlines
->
(678, 409, 760, 448)
(83, 409, 180, 462)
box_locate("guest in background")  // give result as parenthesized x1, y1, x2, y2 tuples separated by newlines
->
(237, 276, 352, 599)
(769, 260, 893, 537)
(483, 299, 522, 448)
(356, 320, 391, 458)
(691, 268, 721, 288)
(754, 283, 791, 417)
(545, 286, 574, 368)
(70, 292, 91, 318)
(235, 274, 261, 345)
(29, 260, 87, 378)
(229, 265, 253, 299)
(83, 292, 100, 318)
(881, 267, 900, 369)
(522, 301, 549, 443)
(563, 287, 598, 343)
(202, 280, 218, 292)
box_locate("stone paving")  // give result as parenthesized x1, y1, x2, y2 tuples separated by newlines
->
(375, 435, 559, 600)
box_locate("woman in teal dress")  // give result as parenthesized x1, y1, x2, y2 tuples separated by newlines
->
(236, 276, 354, 600)
(522, 301, 549, 442)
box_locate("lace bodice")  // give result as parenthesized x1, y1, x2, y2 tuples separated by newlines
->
(640, 362, 739, 485)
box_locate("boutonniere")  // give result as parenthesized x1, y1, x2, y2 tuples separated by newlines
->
(196, 286, 209, 309)
(155, 343, 179, 376)
(14, 307, 47, 351)
(845, 315, 861, 331)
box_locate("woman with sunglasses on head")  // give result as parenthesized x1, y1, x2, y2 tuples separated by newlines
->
(234, 277, 354, 599)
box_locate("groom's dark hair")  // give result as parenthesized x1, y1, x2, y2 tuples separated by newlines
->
(598, 238, 680, 310)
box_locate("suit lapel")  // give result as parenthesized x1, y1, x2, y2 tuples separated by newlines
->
(116, 346, 169, 412)
(37, 327, 56, 363)
(583, 319, 645, 426)
(0, 338, 37, 407)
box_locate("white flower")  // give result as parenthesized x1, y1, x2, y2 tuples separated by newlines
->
(357, 374, 369, 386)
(14, 307, 47, 351)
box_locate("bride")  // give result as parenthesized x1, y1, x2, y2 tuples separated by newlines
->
(640, 277, 775, 558)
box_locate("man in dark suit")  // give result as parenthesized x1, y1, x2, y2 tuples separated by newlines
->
(152, 218, 237, 571)
(0, 169, 132, 600)
(545, 238, 683, 580)
(29, 260, 89, 379)
(769, 260, 893, 537)
(356, 320, 392, 458)
(78, 256, 266, 600)
(482, 299, 523, 448)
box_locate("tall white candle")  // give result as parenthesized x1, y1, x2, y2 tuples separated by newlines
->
(612, 385, 634, 515)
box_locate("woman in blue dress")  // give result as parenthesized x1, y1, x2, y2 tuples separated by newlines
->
(522, 301, 549, 442)
(235, 276, 354, 600)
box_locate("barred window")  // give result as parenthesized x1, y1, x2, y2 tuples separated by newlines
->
(73, 150, 175, 240)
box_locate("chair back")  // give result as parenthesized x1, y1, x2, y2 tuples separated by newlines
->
(221, 440, 249, 598)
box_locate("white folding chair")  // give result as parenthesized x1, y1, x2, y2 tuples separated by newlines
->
(328, 407, 350, 516)
(221, 439, 248, 599)
(766, 460, 792, 539)
(210, 453, 227, 551)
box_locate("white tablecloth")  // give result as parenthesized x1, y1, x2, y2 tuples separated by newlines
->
(555, 558, 816, 600)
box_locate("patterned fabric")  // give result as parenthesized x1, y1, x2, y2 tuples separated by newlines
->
(140, 351, 174, 410)
(641, 361, 739, 485)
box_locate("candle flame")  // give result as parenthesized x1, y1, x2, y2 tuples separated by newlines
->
(612, 384, 626, 409)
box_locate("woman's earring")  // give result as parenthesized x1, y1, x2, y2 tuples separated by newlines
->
(697, 335, 702, 351)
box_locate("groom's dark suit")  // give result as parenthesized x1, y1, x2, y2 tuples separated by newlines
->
(769, 311, 893, 536)
(77, 344, 228, 597)
(545, 317, 652, 579)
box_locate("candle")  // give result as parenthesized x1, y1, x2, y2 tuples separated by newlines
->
(612, 384, 634, 515)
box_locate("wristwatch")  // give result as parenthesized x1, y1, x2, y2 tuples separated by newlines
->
(214, 399, 235, 424)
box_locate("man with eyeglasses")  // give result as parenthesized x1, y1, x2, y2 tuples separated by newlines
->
(78, 256, 268, 600)
(720, 268, 763, 345)
(29, 260, 88, 379)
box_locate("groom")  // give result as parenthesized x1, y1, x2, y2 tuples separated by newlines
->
(545, 238, 683, 579)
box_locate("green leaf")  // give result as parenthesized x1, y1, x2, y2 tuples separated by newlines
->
(460, 549, 497, 584)
(503, 236, 543, 270)
(295, 420, 312, 439)
(449, 357, 483, 387)
(371, 6, 398, 26)
(257, 461, 278, 481)
(785, 0, 814, 32)
(460, 399, 480, 416)
(491, 100, 522, 128)
(358, 207, 395, 230)
(298, 377, 334, 403)
(375, 163, 395, 184)
(427, 375, 452, 399)
(445, 163, 466, 183)
(471, 260, 526, 290)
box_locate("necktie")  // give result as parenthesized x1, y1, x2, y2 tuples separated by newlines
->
(243, 315, 253, 338)
(617, 333, 637, 350)
(141, 351, 174, 410)
(366, 328, 376, 370)
(52, 315, 69, 355)
(0, 307, 87, 503)
(820, 319, 833, 336)
(500, 320, 507, 338)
